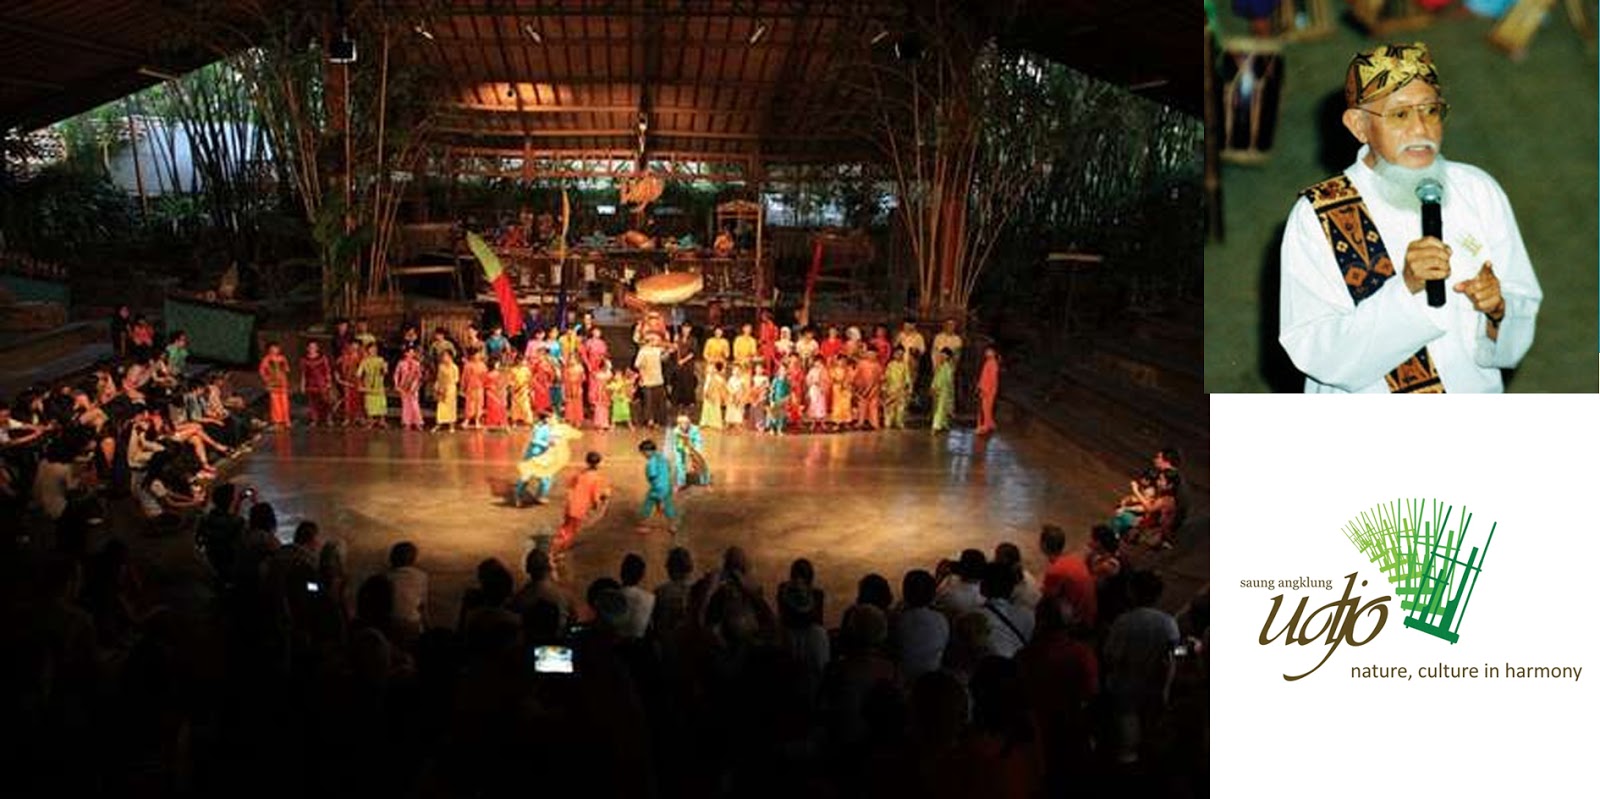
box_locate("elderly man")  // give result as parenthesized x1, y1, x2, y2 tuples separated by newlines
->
(1278, 43, 1540, 393)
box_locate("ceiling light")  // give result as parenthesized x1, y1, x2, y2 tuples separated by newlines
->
(870, 29, 889, 45)
(413, 23, 434, 40)
(522, 23, 543, 43)
(748, 22, 767, 45)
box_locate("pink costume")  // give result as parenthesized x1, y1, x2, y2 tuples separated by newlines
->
(395, 357, 423, 428)
(806, 363, 828, 421)
(590, 366, 612, 429)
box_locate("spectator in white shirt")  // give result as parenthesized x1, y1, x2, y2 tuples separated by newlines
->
(1104, 570, 1181, 764)
(892, 569, 949, 684)
(934, 549, 987, 617)
(386, 541, 429, 641)
(617, 553, 655, 639)
(993, 542, 1041, 610)
(979, 562, 1035, 658)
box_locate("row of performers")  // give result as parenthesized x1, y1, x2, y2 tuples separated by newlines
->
(267, 335, 999, 435)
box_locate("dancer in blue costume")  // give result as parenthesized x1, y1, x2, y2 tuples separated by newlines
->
(513, 412, 555, 507)
(637, 439, 679, 532)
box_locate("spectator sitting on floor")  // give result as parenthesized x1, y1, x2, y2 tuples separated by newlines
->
(934, 549, 987, 617)
(892, 569, 950, 685)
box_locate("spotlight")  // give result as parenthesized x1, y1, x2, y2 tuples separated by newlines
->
(328, 29, 357, 63)
(870, 28, 889, 45)
(522, 23, 543, 43)
(413, 23, 434, 40)
(748, 21, 767, 45)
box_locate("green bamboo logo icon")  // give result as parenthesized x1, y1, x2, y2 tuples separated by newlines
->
(1343, 498, 1495, 644)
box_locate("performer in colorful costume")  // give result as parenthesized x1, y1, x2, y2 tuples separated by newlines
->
(513, 413, 576, 506)
(1278, 43, 1540, 393)
(669, 414, 709, 489)
(637, 439, 679, 531)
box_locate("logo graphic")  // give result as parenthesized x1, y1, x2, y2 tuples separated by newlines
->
(1343, 498, 1496, 644)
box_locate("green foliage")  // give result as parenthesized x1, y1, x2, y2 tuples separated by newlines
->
(0, 164, 134, 261)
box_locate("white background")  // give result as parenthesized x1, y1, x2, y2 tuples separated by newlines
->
(1213, 395, 1599, 796)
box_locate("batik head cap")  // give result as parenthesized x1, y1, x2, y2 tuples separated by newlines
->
(1344, 42, 1441, 108)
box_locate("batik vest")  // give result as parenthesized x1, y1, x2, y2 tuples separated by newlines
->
(1300, 175, 1445, 393)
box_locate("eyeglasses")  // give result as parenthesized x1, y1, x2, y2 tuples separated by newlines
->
(1356, 101, 1450, 128)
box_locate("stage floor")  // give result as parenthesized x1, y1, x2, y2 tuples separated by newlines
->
(224, 421, 1209, 626)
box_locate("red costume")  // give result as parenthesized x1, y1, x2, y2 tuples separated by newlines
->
(871, 334, 893, 366)
(302, 352, 333, 425)
(556, 468, 610, 552)
(562, 359, 586, 426)
(853, 357, 883, 429)
(530, 358, 554, 415)
(483, 368, 508, 427)
(758, 317, 779, 372)
(462, 359, 488, 423)
(977, 355, 1000, 434)
(337, 349, 363, 423)
(819, 336, 843, 361)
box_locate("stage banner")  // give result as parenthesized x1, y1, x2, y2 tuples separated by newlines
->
(163, 295, 258, 365)
(1210, 394, 1599, 796)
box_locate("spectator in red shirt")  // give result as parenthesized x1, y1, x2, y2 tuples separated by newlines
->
(1038, 524, 1096, 628)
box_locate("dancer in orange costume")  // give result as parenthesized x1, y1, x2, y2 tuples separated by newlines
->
(976, 345, 1000, 435)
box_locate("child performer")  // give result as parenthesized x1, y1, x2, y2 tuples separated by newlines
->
(562, 354, 586, 428)
(483, 356, 509, 431)
(555, 451, 611, 555)
(828, 355, 854, 430)
(748, 363, 770, 432)
(853, 351, 882, 431)
(529, 351, 554, 417)
(258, 342, 292, 428)
(395, 348, 424, 431)
(609, 367, 636, 431)
(357, 342, 389, 428)
(976, 345, 1000, 435)
(509, 353, 534, 427)
(590, 358, 613, 431)
(699, 362, 727, 430)
(884, 345, 911, 430)
(765, 363, 790, 435)
(337, 341, 363, 426)
(724, 365, 747, 433)
(434, 351, 460, 432)
(637, 440, 678, 533)
(301, 340, 333, 427)
(462, 351, 488, 429)
(930, 347, 955, 433)
(805, 358, 827, 431)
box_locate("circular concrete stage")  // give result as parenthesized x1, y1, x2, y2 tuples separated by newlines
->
(226, 421, 1204, 625)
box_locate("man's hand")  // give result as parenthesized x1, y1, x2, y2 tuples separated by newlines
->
(1453, 262, 1505, 322)
(1403, 237, 1453, 295)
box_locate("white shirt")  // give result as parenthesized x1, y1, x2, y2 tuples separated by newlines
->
(387, 565, 430, 626)
(934, 580, 984, 617)
(618, 585, 656, 639)
(892, 605, 950, 682)
(1279, 146, 1541, 393)
(980, 599, 1035, 659)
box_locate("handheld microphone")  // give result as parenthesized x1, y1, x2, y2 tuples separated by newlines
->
(1416, 178, 1445, 308)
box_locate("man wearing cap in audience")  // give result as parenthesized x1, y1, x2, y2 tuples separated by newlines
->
(1278, 42, 1540, 393)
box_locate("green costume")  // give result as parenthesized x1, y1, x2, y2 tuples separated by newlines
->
(884, 359, 911, 429)
(930, 360, 954, 432)
(357, 354, 389, 418)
